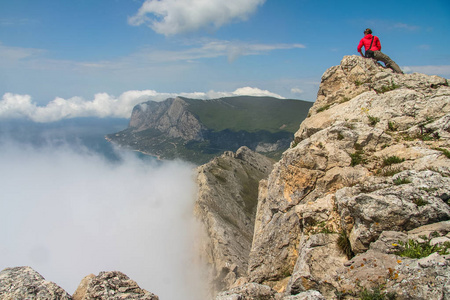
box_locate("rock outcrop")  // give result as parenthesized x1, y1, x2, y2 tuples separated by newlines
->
(73, 271, 159, 300)
(198, 55, 450, 299)
(0, 267, 72, 300)
(0, 267, 159, 300)
(195, 146, 275, 295)
(129, 97, 206, 141)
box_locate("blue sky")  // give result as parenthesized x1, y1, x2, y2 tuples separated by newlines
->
(1, 0, 449, 121)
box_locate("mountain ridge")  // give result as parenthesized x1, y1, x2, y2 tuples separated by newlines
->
(106, 95, 313, 164)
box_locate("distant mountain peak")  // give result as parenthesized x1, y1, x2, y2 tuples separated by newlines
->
(107, 95, 313, 164)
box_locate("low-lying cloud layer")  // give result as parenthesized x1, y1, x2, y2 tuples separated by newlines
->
(0, 140, 206, 299)
(0, 87, 283, 123)
(129, 0, 266, 35)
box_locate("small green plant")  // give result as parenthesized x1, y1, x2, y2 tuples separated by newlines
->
(367, 115, 380, 126)
(419, 186, 438, 193)
(340, 97, 351, 103)
(334, 290, 346, 300)
(375, 80, 399, 94)
(388, 121, 398, 131)
(431, 231, 441, 238)
(420, 134, 434, 141)
(337, 230, 354, 259)
(378, 166, 402, 177)
(414, 197, 428, 207)
(434, 147, 450, 159)
(395, 238, 450, 259)
(393, 177, 411, 185)
(359, 286, 396, 300)
(337, 132, 345, 140)
(425, 116, 435, 124)
(350, 150, 365, 166)
(383, 156, 405, 167)
(344, 122, 356, 130)
(317, 104, 331, 113)
(313, 221, 335, 234)
(354, 143, 364, 151)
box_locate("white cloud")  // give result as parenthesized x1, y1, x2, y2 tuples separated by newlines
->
(128, 40, 305, 63)
(129, 0, 266, 35)
(290, 88, 304, 95)
(0, 140, 206, 299)
(1, 39, 304, 72)
(0, 42, 45, 65)
(0, 87, 284, 122)
(403, 65, 450, 77)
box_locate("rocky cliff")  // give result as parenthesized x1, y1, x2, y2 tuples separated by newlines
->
(107, 96, 312, 164)
(196, 55, 450, 299)
(194, 146, 275, 295)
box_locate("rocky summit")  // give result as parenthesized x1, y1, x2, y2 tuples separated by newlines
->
(195, 55, 450, 299)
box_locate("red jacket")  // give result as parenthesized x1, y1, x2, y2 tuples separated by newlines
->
(357, 34, 381, 52)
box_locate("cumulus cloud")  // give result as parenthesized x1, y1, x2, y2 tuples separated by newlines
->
(129, 0, 266, 35)
(403, 65, 450, 77)
(0, 140, 206, 299)
(0, 87, 284, 122)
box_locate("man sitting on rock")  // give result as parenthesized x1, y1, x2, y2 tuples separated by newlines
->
(357, 28, 403, 74)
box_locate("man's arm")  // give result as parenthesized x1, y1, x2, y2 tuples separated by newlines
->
(357, 40, 365, 57)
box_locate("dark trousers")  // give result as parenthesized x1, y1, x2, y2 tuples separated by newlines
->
(373, 51, 403, 74)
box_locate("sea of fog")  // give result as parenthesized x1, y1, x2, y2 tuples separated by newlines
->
(0, 118, 207, 300)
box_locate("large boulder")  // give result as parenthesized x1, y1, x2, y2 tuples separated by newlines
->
(286, 233, 347, 297)
(0, 266, 72, 300)
(72, 271, 159, 300)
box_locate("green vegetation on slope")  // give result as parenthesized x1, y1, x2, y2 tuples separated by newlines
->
(184, 96, 312, 133)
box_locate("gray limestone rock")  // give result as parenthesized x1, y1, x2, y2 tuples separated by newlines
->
(129, 97, 206, 141)
(215, 283, 276, 300)
(336, 170, 450, 253)
(195, 146, 274, 295)
(0, 266, 72, 300)
(286, 234, 347, 298)
(245, 55, 450, 294)
(72, 271, 159, 300)
(282, 290, 325, 300)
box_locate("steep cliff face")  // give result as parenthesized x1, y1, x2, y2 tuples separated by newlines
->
(129, 97, 206, 141)
(194, 146, 274, 296)
(203, 56, 450, 299)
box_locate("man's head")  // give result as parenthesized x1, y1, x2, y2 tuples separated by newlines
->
(364, 28, 372, 35)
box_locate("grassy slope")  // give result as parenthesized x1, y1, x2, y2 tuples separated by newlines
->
(183, 96, 313, 133)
